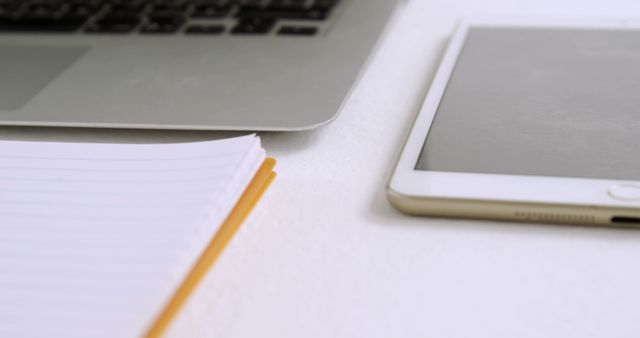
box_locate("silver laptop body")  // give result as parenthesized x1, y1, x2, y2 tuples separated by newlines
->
(0, 0, 400, 130)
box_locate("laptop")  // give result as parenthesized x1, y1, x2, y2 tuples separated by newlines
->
(0, 0, 401, 131)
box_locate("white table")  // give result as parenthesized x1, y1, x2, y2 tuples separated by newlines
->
(3, 1, 640, 337)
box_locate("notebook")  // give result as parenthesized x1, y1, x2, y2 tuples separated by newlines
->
(0, 134, 276, 338)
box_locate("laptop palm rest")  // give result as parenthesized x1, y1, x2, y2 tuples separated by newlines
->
(0, 44, 88, 111)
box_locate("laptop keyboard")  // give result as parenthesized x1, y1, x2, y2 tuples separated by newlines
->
(0, 0, 342, 36)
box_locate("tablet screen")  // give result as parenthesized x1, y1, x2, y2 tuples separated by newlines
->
(415, 27, 640, 181)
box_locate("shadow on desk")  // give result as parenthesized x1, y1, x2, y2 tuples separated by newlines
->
(0, 126, 320, 154)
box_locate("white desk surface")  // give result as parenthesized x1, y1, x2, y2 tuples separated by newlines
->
(3, 1, 640, 337)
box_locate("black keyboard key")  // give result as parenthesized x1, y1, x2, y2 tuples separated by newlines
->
(236, 7, 329, 20)
(148, 11, 185, 23)
(0, 1, 21, 12)
(231, 17, 275, 34)
(0, 9, 15, 17)
(150, 4, 187, 12)
(24, 0, 63, 3)
(236, 3, 263, 11)
(13, 9, 55, 20)
(106, 0, 147, 10)
(236, 0, 333, 21)
(191, 0, 231, 5)
(147, 0, 186, 4)
(108, 4, 147, 15)
(0, 14, 85, 32)
(65, 5, 98, 20)
(144, 11, 185, 32)
(185, 24, 225, 34)
(85, 22, 137, 33)
(268, 0, 308, 10)
(233, 0, 263, 7)
(66, 0, 108, 11)
(311, 0, 340, 9)
(96, 11, 140, 24)
(24, 3, 65, 14)
(140, 22, 181, 33)
(191, 4, 231, 18)
(298, 7, 330, 19)
(278, 25, 316, 36)
(85, 12, 139, 33)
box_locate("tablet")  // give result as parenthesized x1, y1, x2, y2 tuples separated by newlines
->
(387, 19, 640, 226)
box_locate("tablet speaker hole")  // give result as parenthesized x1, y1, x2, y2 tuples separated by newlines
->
(514, 211, 595, 224)
(611, 216, 640, 224)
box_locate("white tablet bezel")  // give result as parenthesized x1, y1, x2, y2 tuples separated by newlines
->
(388, 18, 640, 209)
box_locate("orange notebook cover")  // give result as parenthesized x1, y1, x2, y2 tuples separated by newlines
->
(145, 158, 276, 338)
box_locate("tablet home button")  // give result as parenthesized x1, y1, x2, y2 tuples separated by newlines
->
(608, 185, 640, 201)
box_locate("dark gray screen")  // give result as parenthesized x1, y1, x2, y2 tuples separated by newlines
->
(416, 27, 640, 180)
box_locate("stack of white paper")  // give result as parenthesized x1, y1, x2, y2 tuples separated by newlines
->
(0, 135, 267, 338)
